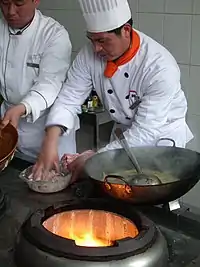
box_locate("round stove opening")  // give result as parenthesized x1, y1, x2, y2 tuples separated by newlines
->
(43, 209, 139, 247)
(15, 199, 169, 267)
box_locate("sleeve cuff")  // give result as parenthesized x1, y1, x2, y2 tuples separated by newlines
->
(45, 125, 68, 136)
(46, 105, 80, 132)
(20, 101, 32, 118)
(21, 90, 47, 122)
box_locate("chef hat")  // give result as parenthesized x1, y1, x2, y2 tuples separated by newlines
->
(78, 0, 132, 33)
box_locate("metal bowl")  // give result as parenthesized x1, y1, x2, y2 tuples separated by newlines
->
(19, 166, 71, 194)
(0, 123, 18, 172)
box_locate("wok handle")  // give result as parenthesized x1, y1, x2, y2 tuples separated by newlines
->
(104, 175, 133, 194)
(156, 138, 176, 147)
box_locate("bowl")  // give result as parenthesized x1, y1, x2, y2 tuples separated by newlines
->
(19, 166, 71, 194)
(0, 123, 18, 172)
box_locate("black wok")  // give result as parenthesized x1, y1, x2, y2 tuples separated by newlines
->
(84, 140, 200, 205)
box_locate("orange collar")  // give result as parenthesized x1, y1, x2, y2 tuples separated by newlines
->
(104, 30, 140, 78)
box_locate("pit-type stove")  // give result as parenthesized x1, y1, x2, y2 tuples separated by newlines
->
(15, 199, 168, 267)
(0, 158, 200, 267)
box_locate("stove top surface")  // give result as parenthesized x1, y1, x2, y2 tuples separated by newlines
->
(0, 158, 200, 267)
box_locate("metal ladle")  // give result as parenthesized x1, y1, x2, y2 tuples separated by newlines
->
(114, 128, 162, 186)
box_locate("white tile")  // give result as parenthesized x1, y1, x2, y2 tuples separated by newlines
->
(193, 0, 200, 14)
(128, 0, 138, 14)
(163, 15, 192, 64)
(179, 113, 200, 209)
(186, 114, 200, 152)
(179, 64, 190, 99)
(182, 181, 200, 210)
(128, 0, 138, 27)
(138, 14, 164, 44)
(39, 0, 80, 10)
(191, 15, 200, 65)
(133, 13, 139, 29)
(42, 10, 87, 52)
(138, 0, 165, 13)
(165, 0, 193, 14)
(187, 66, 200, 116)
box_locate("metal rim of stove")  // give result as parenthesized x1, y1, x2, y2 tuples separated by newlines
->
(17, 199, 158, 262)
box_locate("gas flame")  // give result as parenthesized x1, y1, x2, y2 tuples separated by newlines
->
(43, 209, 139, 248)
(72, 233, 113, 247)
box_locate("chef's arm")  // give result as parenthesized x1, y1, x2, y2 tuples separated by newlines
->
(20, 28, 72, 122)
(99, 67, 181, 152)
(45, 45, 93, 138)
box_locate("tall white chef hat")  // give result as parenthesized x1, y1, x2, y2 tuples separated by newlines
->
(78, 0, 132, 33)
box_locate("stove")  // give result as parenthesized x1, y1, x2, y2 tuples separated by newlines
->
(15, 199, 168, 267)
(0, 158, 200, 266)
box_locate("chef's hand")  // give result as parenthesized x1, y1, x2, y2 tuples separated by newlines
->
(32, 126, 61, 180)
(67, 150, 95, 184)
(0, 104, 26, 130)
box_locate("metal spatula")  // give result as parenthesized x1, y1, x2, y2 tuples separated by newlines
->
(114, 128, 161, 186)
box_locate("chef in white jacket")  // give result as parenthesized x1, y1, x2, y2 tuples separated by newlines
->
(34, 0, 193, 179)
(0, 0, 76, 163)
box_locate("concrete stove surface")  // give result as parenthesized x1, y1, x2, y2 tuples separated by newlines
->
(0, 158, 200, 267)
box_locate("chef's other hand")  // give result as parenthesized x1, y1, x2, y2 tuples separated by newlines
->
(0, 104, 26, 130)
(67, 150, 95, 184)
(32, 127, 61, 180)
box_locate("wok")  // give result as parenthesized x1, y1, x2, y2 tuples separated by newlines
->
(84, 139, 200, 205)
(0, 123, 18, 172)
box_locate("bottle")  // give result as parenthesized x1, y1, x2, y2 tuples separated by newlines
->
(82, 99, 88, 113)
(92, 90, 99, 108)
(87, 94, 94, 112)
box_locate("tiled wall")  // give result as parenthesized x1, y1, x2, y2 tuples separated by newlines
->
(134, 0, 200, 155)
(131, 0, 200, 211)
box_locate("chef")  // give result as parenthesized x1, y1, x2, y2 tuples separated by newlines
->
(0, 0, 76, 163)
(34, 0, 193, 179)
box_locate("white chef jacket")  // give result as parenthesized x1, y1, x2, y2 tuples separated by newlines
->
(0, 10, 76, 161)
(46, 30, 193, 151)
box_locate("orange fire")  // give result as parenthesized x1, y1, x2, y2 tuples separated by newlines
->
(43, 209, 139, 248)
(72, 233, 112, 247)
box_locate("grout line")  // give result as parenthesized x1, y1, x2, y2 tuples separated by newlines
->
(192, 0, 196, 14)
(188, 28, 193, 80)
(162, 13, 166, 45)
(177, 63, 200, 67)
(39, 8, 200, 15)
(186, 1, 194, 101)
(189, 0, 195, 68)
(136, 0, 139, 13)
(135, 0, 139, 28)
(188, 63, 200, 67)
(164, 0, 167, 13)
(188, 113, 200, 117)
(162, 0, 166, 45)
(137, 11, 199, 15)
(177, 63, 190, 66)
